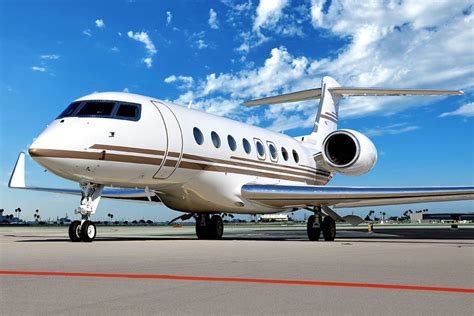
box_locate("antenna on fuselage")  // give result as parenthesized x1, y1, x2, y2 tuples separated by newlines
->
(188, 100, 193, 109)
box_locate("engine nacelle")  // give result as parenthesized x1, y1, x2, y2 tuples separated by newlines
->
(322, 129, 377, 176)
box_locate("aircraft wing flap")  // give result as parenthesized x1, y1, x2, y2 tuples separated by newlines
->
(241, 184, 474, 208)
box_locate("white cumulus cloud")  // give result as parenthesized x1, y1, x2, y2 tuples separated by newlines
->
(253, 0, 289, 32)
(95, 19, 105, 28)
(209, 8, 219, 29)
(143, 57, 153, 68)
(363, 123, 420, 137)
(167, 1, 473, 133)
(166, 11, 172, 25)
(127, 31, 157, 55)
(31, 66, 46, 72)
(127, 31, 157, 68)
(40, 54, 60, 60)
(164, 75, 194, 89)
(440, 102, 474, 118)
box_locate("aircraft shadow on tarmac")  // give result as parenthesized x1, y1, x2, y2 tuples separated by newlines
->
(11, 228, 474, 244)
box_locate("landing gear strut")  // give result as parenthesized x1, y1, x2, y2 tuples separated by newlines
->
(307, 206, 336, 241)
(68, 183, 103, 242)
(195, 214, 224, 240)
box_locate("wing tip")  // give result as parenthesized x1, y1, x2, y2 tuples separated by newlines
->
(9, 152, 26, 188)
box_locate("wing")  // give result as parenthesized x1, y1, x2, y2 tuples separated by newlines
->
(241, 184, 474, 208)
(8, 152, 161, 204)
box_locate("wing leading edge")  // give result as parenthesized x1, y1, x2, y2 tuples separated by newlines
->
(241, 184, 474, 208)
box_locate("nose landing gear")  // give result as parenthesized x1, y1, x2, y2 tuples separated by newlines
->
(306, 206, 336, 241)
(68, 183, 103, 242)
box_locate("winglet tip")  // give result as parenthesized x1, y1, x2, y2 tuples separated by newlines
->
(8, 152, 26, 188)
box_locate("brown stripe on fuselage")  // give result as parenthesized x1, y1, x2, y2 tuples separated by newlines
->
(91, 144, 181, 158)
(229, 155, 321, 175)
(90, 144, 328, 177)
(183, 153, 324, 178)
(90, 144, 165, 156)
(29, 148, 163, 166)
(29, 148, 328, 184)
(179, 158, 324, 184)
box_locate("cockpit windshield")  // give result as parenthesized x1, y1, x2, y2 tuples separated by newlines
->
(57, 100, 141, 121)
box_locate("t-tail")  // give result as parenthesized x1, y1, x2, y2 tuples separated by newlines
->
(244, 76, 463, 149)
(245, 76, 462, 177)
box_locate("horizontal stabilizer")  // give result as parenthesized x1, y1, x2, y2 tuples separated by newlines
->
(329, 87, 464, 97)
(244, 87, 463, 106)
(244, 88, 322, 106)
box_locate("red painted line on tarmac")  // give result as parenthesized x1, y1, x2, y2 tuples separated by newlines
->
(1, 270, 473, 294)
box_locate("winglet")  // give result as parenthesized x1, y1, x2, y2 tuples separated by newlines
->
(8, 152, 26, 188)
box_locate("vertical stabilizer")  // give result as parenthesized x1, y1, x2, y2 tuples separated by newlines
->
(304, 76, 341, 146)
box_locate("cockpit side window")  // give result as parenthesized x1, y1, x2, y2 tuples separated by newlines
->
(57, 102, 81, 119)
(77, 101, 116, 117)
(115, 103, 140, 120)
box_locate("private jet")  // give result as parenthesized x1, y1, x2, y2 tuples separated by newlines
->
(9, 76, 474, 242)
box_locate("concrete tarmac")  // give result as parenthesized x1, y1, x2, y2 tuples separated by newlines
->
(1, 225, 473, 315)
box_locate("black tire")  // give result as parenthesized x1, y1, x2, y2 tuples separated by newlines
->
(307, 215, 321, 241)
(322, 216, 336, 241)
(80, 221, 96, 242)
(195, 215, 210, 239)
(209, 215, 224, 240)
(68, 221, 82, 242)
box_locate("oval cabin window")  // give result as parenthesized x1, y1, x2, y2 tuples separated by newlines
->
(211, 131, 221, 148)
(228, 135, 237, 151)
(281, 147, 289, 161)
(193, 127, 204, 145)
(292, 150, 300, 163)
(243, 138, 251, 154)
(256, 140, 265, 159)
(269, 143, 278, 161)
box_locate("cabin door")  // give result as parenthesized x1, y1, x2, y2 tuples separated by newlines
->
(151, 101, 183, 179)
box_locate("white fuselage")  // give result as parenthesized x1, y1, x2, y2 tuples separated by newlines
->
(29, 92, 332, 214)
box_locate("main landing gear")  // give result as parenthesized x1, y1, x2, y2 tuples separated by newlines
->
(195, 214, 224, 240)
(68, 220, 97, 242)
(68, 183, 103, 242)
(307, 206, 336, 241)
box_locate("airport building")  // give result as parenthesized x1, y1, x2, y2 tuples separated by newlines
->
(410, 212, 474, 223)
(0, 209, 22, 224)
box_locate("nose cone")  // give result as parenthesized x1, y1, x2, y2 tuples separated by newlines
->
(28, 132, 57, 170)
(28, 122, 71, 174)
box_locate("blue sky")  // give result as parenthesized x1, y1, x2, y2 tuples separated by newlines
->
(0, 0, 473, 222)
